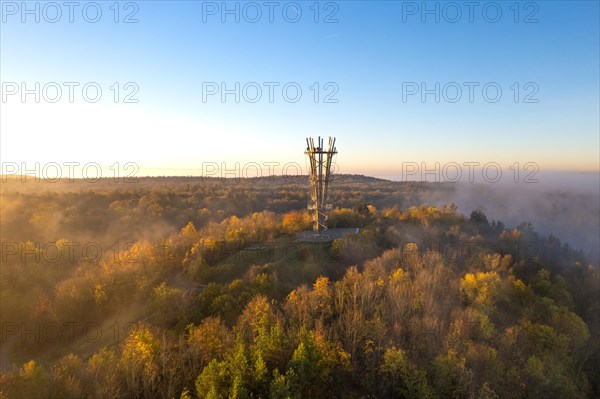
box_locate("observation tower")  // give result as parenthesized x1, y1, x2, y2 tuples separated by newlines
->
(305, 136, 337, 233)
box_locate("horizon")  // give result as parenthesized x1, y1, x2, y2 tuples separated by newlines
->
(2, 166, 599, 190)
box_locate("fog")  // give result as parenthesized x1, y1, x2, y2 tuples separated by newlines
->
(399, 171, 600, 263)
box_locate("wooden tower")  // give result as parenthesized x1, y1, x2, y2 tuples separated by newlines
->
(305, 136, 337, 232)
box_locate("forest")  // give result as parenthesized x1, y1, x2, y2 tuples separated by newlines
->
(0, 175, 598, 398)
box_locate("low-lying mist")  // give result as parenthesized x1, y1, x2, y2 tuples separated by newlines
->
(410, 171, 600, 263)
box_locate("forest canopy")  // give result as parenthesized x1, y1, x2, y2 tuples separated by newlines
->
(0, 175, 598, 398)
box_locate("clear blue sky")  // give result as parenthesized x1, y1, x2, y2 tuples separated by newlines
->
(1, 1, 598, 178)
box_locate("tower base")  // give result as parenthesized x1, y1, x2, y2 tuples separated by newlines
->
(295, 228, 359, 243)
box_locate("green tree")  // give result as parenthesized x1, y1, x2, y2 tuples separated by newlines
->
(430, 350, 473, 399)
(195, 359, 228, 399)
(269, 369, 300, 399)
(287, 332, 324, 399)
(379, 347, 433, 399)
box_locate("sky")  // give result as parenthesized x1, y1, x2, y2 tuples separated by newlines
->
(1, 0, 599, 179)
